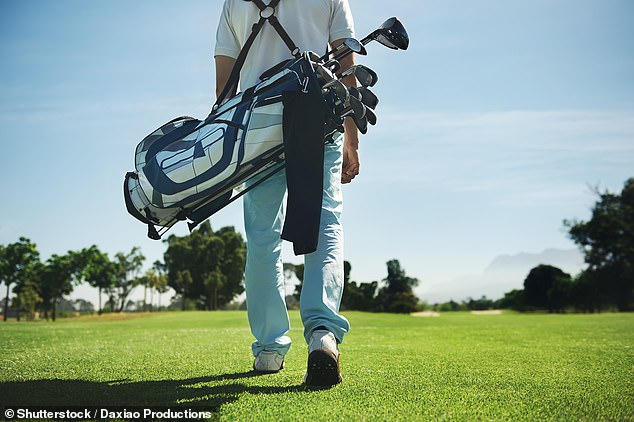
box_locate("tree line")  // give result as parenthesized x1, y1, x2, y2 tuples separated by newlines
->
(0, 242, 168, 321)
(2, 177, 631, 319)
(0, 221, 246, 321)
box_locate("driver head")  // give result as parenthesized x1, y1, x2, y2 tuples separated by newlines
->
(372, 17, 409, 50)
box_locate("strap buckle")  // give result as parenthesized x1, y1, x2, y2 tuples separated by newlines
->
(260, 6, 275, 19)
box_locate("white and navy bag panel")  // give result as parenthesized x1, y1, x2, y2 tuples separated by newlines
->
(124, 64, 306, 236)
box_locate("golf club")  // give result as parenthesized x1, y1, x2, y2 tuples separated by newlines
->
(332, 39, 367, 62)
(361, 17, 409, 50)
(323, 59, 341, 73)
(358, 86, 379, 109)
(322, 79, 350, 109)
(345, 88, 375, 126)
(341, 95, 368, 134)
(314, 63, 336, 85)
(347, 95, 366, 118)
(365, 106, 377, 126)
(347, 86, 362, 101)
(319, 37, 366, 62)
(335, 17, 409, 62)
(337, 64, 378, 87)
(307, 51, 322, 63)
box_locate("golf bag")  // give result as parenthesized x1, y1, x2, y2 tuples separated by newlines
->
(124, 54, 340, 240)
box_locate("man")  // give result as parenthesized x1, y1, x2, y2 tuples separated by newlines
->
(215, 0, 359, 386)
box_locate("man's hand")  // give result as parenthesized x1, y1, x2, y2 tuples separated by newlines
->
(341, 139, 359, 184)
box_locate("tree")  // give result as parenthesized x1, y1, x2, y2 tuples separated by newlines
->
(343, 280, 378, 311)
(285, 263, 305, 301)
(341, 261, 379, 311)
(0, 238, 40, 321)
(138, 269, 153, 312)
(163, 221, 246, 310)
(174, 270, 194, 310)
(498, 289, 525, 311)
(523, 264, 572, 312)
(569, 270, 605, 312)
(376, 259, 420, 313)
(564, 179, 634, 311)
(465, 296, 496, 311)
(152, 261, 170, 310)
(113, 247, 145, 312)
(137, 261, 170, 311)
(12, 278, 42, 320)
(283, 263, 297, 308)
(81, 245, 117, 315)
(164, 233, 194, 310)
(137, 265, 168, 312)
(38, 252, 86, 321)
(215, 226, 247, 307)
(74, 299, 95, 313)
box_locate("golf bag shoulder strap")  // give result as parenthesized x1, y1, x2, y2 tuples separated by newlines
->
(250, 0, 300, 56)
(214, 0, 300, 108)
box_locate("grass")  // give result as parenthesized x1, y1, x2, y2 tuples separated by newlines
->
(1, 311, 633, 421)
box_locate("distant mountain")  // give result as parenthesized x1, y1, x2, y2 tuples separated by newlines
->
(419, 248, 586, 303)
(484, 248, 585, 275)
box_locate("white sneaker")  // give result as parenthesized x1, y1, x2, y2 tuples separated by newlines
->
(253, 351, 284, 373)
(304, 330, 342, 386)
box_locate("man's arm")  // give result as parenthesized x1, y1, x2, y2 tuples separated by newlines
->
(330, 38, 360, 184)
(215, 55, 237, 100)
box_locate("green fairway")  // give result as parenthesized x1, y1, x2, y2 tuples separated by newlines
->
(1, 311, 632, 421)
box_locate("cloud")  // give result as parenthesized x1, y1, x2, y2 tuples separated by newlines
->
(360, 109, 634, 204)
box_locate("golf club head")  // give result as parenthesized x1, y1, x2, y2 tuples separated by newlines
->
(358, 86, 379, 109)
(342, 38, 366, 54)
(307, 51, 323, 64)
(352, 112, 368, 134)
(338, 65, 378, 88)
(323, 79, 349, 105)
(354, 65, 378, 87)
(315, 64, 336, 85)
(348, 95, 367, 119)
(341, 96, 368, 134)
(322, 37, 367, 62)
(348, 86, 363, 101)
(365, 107, 377, 126)
(324, 59, 341, 73)
(333, 38, 368, 62)
(364, 17, 409, 50)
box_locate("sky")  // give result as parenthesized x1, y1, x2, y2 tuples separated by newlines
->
(1, 0, 633, 307)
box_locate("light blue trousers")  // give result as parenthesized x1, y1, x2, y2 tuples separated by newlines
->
(243, 136, 350, 357)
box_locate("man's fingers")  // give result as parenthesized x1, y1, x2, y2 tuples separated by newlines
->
(341, 146, 360, 184)
(341, 165, 359, 183)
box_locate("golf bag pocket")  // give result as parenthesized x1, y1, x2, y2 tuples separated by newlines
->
(243, 98, 284, 164)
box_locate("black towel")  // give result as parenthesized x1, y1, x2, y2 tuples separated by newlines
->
(280, 85, 326, 255)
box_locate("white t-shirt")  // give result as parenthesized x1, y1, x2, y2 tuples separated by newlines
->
(215, 0, 355, 90)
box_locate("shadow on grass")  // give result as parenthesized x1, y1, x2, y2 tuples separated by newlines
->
(0, 371, 326, 416)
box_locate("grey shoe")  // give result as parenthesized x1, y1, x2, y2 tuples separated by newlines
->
(304, 330, 342, 386)
(254, 350, 284, 373)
